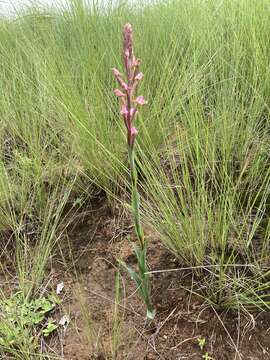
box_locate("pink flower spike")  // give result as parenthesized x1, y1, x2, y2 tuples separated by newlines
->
(114, 89, 126, 97)
(135, 95, 147, 105)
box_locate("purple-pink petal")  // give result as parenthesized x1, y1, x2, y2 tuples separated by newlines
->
(135, 95, 147, 105)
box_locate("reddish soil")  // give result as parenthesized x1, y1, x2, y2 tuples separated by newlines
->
(48, 197, 270, 360)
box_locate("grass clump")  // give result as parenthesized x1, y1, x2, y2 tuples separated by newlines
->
(136, 0, 270, 309)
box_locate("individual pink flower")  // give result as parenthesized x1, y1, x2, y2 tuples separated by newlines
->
(135, 96, 147, 105)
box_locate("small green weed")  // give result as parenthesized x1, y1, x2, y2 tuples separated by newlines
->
(0, 291, 60, 349)
(197, 336, 206, 351)
(202, 352, 213, 360)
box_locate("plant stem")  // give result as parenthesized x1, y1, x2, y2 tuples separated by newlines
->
(127, 145, 154, 319)
(128, 146, 144, 249)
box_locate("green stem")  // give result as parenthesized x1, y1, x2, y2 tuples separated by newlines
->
(127, 145, 154, 319)
(128, 146, 145, 250)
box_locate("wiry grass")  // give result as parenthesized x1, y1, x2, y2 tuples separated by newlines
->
(0, 0, 270, 357)
(137, 0, 270, 308)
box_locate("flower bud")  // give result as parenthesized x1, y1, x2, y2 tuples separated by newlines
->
(129, 126, 138, 148)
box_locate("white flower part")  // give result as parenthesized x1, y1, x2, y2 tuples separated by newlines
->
(56, 282, 64, 294)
